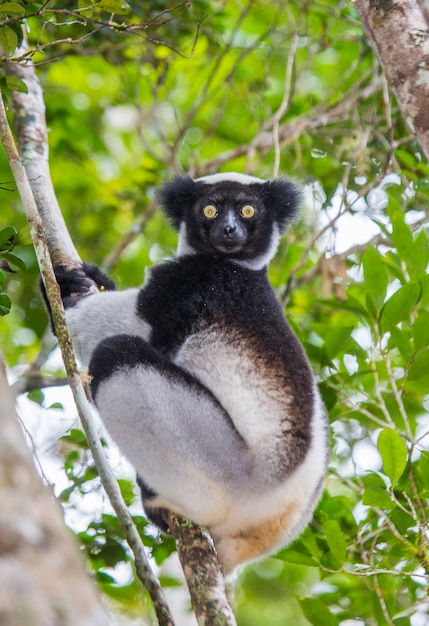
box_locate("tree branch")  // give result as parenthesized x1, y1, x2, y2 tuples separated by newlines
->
(3, 45, 236, 625)
(0, 61, 175, 626)
(168, 515, 237, 625)
(4, 48, 83, 267)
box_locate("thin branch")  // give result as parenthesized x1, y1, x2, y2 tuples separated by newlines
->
(12, 372, 69, 395)
(168, 514, 238, 625)
(1, 3, 195, 64)
(272, 30, 299, 177)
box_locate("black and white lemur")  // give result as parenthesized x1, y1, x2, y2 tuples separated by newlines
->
(48, 172, 328, 574)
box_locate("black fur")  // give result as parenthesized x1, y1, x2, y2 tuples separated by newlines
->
(41, 262, 115, 315)
(40, 263, 115, 333)
(136, 475, 170, 532)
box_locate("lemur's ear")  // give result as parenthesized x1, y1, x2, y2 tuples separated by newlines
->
(156, 176, 200, 231)
(257, 179, 301, 232)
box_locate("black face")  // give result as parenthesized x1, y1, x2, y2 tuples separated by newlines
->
(186, 182, 273, 260)
(156, 174, 301, 263)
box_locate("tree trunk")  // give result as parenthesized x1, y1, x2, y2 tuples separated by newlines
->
(0, 356, 112, 626)
(355, 0, 429, 161)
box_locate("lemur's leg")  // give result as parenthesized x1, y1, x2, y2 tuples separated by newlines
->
(89, 334, 249, 527)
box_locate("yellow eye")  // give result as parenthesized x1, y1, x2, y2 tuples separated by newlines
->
(241, 205, 255, 218)
(203, 205, 218, 219)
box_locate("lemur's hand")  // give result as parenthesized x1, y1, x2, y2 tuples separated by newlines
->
(52, 263, 116, 308)
(40, 263, 116, 332)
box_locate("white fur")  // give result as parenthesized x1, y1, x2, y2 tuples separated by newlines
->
(66, 288, 150, 366)
(232, 223, 281, 270)
(94, 333, 327, 573)
(177, 223, 195, 257)
(175, 326, 287, 447)
(196, 172, 265, 185)
(94, 365, 248, 526)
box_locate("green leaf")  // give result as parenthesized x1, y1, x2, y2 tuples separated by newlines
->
(299, 597, 337, 626)
(48, 402, 64, 410)
(413, 311, 429, 351)
(408, 347, 429, 380)
(5, 75, 28, 94)
(362, 485, 393, 509)
(98, 0, 131, 14)
(420, 274, 429, 306)
(0, 3, 26, 17)
(300, 525, 321, 560)
(418, 451, 429, 491)
(117, 478, 136, 506)
(378, 428, 408, 485)
(0, 24, 18, 55)
(2, 252, 26, 272)
(277, 549, 318, 567)
(410, 229, 429, 279)
(61, 428, 89, 449)
(395, 149, 417, 169)
(387, 195, 415, 266)
(27, 388, 44, 405)
(0, 293, 11, 315)
(0, 226, 17, 252)
(363, 246, 387, 314)
(323, 325, 354, 360)
(322, 518, 347, 566)
(380, 282, 420, 333)
(388, 326, 413, 360)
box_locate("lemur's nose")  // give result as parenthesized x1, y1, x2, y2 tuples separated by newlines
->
(223, 224, 235, 236)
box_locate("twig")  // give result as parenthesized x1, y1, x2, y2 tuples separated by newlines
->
(12, 373, 69, 395)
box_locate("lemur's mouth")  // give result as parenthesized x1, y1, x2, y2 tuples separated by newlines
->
(213, 240, 245, 254)
(211, 231, 247, 254)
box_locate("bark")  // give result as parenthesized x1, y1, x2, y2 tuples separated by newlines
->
(4, 49, 81, 267)
(354, 0, 429, 161)
(168, 515, 237, 626)
(418, 0, 429, 26)
(0, 355, 112, 626)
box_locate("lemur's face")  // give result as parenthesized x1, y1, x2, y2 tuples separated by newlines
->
(156, 173, 300, 269)
(184, 182, 275, 262)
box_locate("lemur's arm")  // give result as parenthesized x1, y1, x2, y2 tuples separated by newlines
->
(43, 264, 150, 366)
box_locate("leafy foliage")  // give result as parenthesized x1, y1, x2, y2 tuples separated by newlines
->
(0, 224, 25, 315)
(2, 0, 429, 624)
